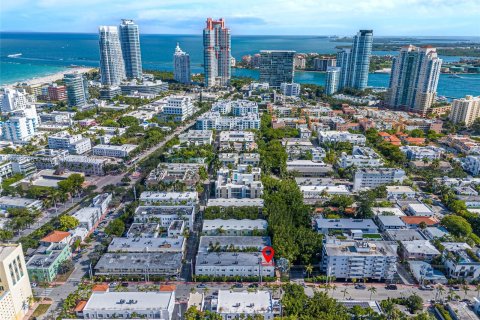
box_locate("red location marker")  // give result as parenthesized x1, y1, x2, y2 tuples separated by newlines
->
(262, 246, 275, 263)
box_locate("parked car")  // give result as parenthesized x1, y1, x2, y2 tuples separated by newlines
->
(420, 285, 434, 291)
(248, 283, 259, 288)
(233, 283, 243, 288)
(385, 284, 398, 290)
(354, 284, 366, 290)
(31, 282, 37, 288)
(197, 284, 207, 288)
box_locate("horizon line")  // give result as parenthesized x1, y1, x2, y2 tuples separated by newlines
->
(1, 31, 479, 38)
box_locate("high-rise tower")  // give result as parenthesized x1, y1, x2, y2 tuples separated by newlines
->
(387, 45, 442, 115)
(98, 26, 126, 86)
(203, 18, 231, 87)
(119, 19, 143, 79)
(174, 43, 191, 84)
(338, 30, 373, 90)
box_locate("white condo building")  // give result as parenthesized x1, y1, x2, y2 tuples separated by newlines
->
(280, 82, 301, 97)
(0, 88, 30, 112)
(196, 112, 260, 131)
(64, 73, 89, 108)
(203, 18, 231, 87)
(80, 291, 175, 320)
(321, 239, 397, 281)
(216, 290, 275, 320)
(1, 105, 39, 143)
(162, 96, 194, 122)
(98, 26, 126, 86)
(318, 130, 366, 146)
(388, 45, 442, 115)
(92, 144, 138, 158)
(173, 43, 191, 84)
(212, 100, 259, 116)
(353, 168, 406, 191)
(0, 244, 33, 320)
(325, 67, 341, 95)
(450, 95, 480, 127)
(47, 131, 92, 155)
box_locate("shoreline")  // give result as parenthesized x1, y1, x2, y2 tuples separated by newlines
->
(2, 67, 96, 88)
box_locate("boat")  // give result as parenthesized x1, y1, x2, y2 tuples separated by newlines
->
(7, 53, 22, 58)
(448, 74, 461, 78)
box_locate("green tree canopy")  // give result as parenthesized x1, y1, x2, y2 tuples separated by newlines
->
(59, 215, 79, 231)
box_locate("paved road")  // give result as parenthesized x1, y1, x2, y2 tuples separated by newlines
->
(34, 117, 201, 318)
(12, 197, 83, 242)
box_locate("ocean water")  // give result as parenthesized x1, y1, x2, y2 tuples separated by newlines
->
(1, 32, 479, 98)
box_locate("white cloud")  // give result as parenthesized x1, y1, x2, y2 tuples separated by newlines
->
(1, 0, 479, 35)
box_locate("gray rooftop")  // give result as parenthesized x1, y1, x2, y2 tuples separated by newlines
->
(94, 252, 182, 275)
(196, 252, 272, 266)
(198, 236, 270, 252)
(376, 216, 406, 228)
(385, 229, 426, 241)
(316, 218, 378, 231)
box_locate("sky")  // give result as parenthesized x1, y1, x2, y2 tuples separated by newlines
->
(1, 0, 480, 36)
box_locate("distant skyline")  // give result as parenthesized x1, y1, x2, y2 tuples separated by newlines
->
(1, 0, 479, 36)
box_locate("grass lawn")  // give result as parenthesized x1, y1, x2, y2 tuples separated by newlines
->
(363, 233, 383, 239)
(31, 304, 50, 318)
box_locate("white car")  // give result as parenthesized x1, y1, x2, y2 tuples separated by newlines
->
(31, 282, 38, 287)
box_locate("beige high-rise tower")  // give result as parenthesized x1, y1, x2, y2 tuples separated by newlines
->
(0, 243, 33, 320)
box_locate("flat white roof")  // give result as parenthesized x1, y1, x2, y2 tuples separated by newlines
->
(217, 290, 272, 314)
(206, 198, 264, 207)
(93, 144, 138, 151)
(84, 291, 174, 312)
(386, 186, 415, 193)
(408, 203, 433, 214)
(203, 219, 267, 231)
(372, 207, 406, 216)
(300, 185, 350, 194)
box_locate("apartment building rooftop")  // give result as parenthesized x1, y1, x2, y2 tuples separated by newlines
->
(216, 290, 273, 315)
(108, 237, 185, 253)
(198, 236, 270, 252)
(324, 240, 397, 257)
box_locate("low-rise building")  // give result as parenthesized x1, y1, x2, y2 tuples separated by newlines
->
(47, 131, 92, 155)
(146, 163, 202, 188)
(162, 96, 194, 122)
(139, 191, 198, 206)
(215, 166, 263, 199)
(286, 160, 333, 177)
(198, 236, 270, 253)
(94, 252, 183, 278)
(178, 130, 213, 146)
(108, 237, 185, 254)
(408, 261, 447, 284)
(196, 112, 260, 131)
(315, 218, 378, 235)
(216, 290, 275, 320)
(460, 155, 480, 176)
(400, 145, 444, 161)
(386, 186, 416, 199)
(442, 242, 480, 281)
(375, 215, 407, 231)
(26, 243, 71, 282)
(206, 198, 264, 208)
(80, 291, 175, 320)
(300, 185, 351, 203)
(92, 144, 138, 158)
(385, 229, 426, 241)
(280, 82, 301, 97)
(318, 131, 366, 146)
(407, 203, 434, 216)
(218, 131, 257, 152)
(321, 239, 397, 281)
(72, 207, 101, 232)
(400, 216, 439, 228)
(134, 205, 196, 230)
(60, 155, 108, 176)
(400, 240, 440, 261)
(0, 196, 42, 211)
(353, 168, 406, 191)
(202, 219, 267, 236)
(195, 252, 274, 278)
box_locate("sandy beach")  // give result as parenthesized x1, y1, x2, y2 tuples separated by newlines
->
(3, 67, 96, 88)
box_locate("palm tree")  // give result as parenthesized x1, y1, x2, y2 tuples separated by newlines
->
(463, 285, 470, 299)
(341, 288, 349, 299)
(437, 284, 446, 302)
(475, 284, 480, 297)
(368, 286, 377, 300)
(305, 264, 313, 279)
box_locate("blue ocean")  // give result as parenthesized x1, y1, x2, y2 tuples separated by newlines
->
(1, 32, 479, 98)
